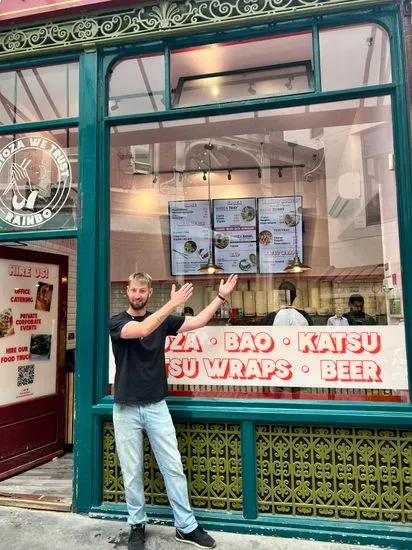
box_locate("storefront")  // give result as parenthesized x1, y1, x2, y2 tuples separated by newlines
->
(0, 0, 412, 547)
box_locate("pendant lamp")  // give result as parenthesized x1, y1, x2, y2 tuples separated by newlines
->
(198, 143, 224, 274)
(284, 143, 311, 274)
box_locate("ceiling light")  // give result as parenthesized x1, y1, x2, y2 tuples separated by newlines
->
(248, 84, 256, 95)
(211, 87, 219, 97)
(198, 258, 224, 274)
(227, 169, 232, 181)
(110, 99, 119, 111)
(283, 143, 311, 274)
(284, 256, 311, 274)
(198, 143, 223, 275)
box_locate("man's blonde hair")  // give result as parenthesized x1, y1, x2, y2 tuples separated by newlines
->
(128, 272, 152, 288)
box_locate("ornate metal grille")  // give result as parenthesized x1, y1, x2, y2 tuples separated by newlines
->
(103, 421, 242, 511)
(0, 0, 390, 59)
(256, 426, 412, 522)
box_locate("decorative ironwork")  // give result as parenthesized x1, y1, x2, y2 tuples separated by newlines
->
(257, 426, 412, 522)
(103, 420, 242, 511)
(0, 0, 389, 60)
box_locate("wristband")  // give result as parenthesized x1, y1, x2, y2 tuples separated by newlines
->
(218, 294, 226, 302)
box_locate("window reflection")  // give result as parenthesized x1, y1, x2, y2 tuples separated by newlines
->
(320, 23, 391, 91)
(108, 54, 165, 116)
(171, 33, 313, 107)
(0, 62, 79, 125)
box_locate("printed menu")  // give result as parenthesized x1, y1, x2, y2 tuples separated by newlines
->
(213, 198, 257, 274)
(258, 196, 303, 273)
(169, 200, 211, 276)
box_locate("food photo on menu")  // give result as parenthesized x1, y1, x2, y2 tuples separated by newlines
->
(29, 334, 52, 361)
(214, 232, 258, 274)
(35, 282, 54, 312)
(0, 308, 14, 338)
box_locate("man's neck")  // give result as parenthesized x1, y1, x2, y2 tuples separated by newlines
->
(127, 307, 147, 317)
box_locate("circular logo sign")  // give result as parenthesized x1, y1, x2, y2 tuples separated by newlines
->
(0, 137, 72, 228)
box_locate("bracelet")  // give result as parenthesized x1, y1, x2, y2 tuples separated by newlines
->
(218, 294, 226, 302)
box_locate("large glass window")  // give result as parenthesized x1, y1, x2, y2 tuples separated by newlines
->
(0, 62, 79, 125)
(171, 33, 314, 107)
(108, 54, 165, 116)
(109, 96, 408, 403)
(320, 23, 391, 91)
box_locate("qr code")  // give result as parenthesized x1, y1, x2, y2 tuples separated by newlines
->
(17, 364, 35, 387)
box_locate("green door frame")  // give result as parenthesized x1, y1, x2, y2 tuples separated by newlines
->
(0, 2, 411, 548)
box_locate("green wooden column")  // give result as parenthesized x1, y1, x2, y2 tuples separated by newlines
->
(72, 48, 100, 513)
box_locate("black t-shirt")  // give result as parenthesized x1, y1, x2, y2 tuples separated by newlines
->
(109, 311, 185, 405)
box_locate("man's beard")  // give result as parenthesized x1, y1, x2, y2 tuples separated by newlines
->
(128, 296, 149, 312)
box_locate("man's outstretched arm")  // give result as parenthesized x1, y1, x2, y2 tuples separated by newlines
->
(178, 275, 238, 333)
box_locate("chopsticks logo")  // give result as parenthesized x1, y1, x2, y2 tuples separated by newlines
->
(0, 137, 71, 228)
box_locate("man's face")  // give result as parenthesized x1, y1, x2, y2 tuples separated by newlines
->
(349, 300, 364, 313)
(127, 280, 153, 311)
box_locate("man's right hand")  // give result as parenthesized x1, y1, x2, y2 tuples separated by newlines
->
(170, 283, 194, 307)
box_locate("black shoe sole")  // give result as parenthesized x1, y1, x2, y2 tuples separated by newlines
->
(175, 535, 216, 549)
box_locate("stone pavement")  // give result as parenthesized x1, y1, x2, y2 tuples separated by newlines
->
(0, 506, 391, 550)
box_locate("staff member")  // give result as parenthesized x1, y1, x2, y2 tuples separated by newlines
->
(343, 294, 376, 326)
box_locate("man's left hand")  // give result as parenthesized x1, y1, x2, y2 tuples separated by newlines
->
(219, 274, 238, 299)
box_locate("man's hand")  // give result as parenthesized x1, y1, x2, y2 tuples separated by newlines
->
(218, 274, 238, 299)
(170, 282, 194, 307)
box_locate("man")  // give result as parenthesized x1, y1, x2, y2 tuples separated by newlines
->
(326, 307, 349, 327)
(343, 294, 376, 326)
(264, 288, 313, 326)
(109, 272, 238, 550)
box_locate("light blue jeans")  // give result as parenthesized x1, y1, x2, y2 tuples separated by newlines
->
(113, 400, 198, 533)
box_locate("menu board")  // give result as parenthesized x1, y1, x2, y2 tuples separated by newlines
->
(258, 196, 303, 273)
(213, 198, 257, 274)
(169, 200, 211, 276)
(169, 196, 304, 276)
